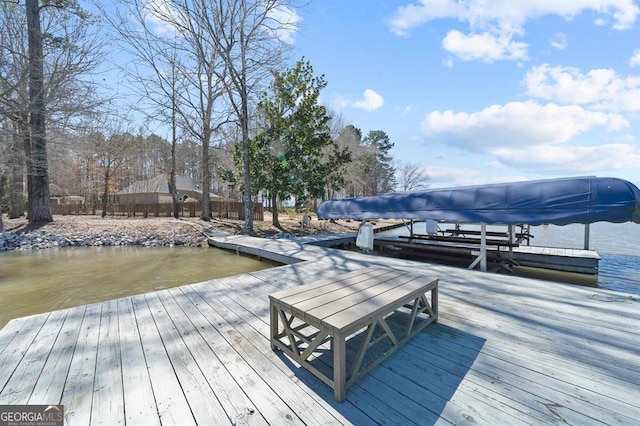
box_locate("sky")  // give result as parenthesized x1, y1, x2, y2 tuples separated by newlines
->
(284, 0, 640, 189)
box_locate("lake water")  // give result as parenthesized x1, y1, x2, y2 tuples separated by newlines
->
(529, 222, 640, 294)
(1, 224, 638, 329)
(379, 221, 640, 295)
(0, 246, 279, 328)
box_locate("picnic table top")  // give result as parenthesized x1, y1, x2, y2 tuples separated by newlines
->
(270, 267, 438, 334)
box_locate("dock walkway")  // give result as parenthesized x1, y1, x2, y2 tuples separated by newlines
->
(0, 235, 638, 424)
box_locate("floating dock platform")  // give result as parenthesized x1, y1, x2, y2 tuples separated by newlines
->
(375, 236, 600, 275)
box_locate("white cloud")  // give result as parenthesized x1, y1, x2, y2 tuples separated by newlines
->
(422, 166, 483, 188)
(143, 0, 183, 36)
(388, 1, 639, 62)
(335, 94, 350, 109)
(352, 89, 384, 112)
(524, 64, 640, 112)
(495, 143, 640, 173)
(141, 1, 300, 43)
(630, 49, 640, 67)
(396, 105, 412, 115)
(421, 101, 628, 154)
(389, 0, 639, 34)
(550, 32, 568, 50)
(424, 166, 528, 188)
(421, 100, 634, 174)
(387, 0, 464, 37)
(266, 5, 301, 44)
(442, 29, 528, 62)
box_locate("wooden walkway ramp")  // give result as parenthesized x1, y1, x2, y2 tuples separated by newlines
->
(1, 235, 639, 425)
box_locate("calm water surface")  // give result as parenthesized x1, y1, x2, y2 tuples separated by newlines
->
(0, 246, 278, 328)
(529, 222, 640, 294)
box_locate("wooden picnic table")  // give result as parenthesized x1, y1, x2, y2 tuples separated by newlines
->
(269, 266, 438, 402)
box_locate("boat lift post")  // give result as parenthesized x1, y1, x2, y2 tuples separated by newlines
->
(468, 223, 488, 272)
(584, 224, 590, 250)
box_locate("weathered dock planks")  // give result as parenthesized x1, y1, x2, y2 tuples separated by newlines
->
(0, 234, 639, 425)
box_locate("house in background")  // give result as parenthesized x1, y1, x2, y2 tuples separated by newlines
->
(49, 183, 84, 205)
(116, 174, 220, 205)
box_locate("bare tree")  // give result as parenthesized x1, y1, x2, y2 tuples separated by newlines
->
(92, 132, 132, 217)
(104, 0, 233, 221)
(105, 0, 298, 228)
(0, 121, 9, 231)
(25, 0, 52, 222)
(0, 174, 5, 232)
(333, 124, 366, 197)
(8, 122, 25, 218)
(1, 0, 106, 222)
(210, 0, 298, 234)
(1, 2, 30, 218)
(396, 161, 429, 191)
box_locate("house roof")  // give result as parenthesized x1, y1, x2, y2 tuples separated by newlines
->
(317, 176, 640, 226)
(49, 183, 69, 197)
(117, 174, 220, 198)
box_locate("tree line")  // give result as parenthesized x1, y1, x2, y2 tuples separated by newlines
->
(0, 0, 428, 233)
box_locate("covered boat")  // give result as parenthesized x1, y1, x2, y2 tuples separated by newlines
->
(317, 176, 640, 272)
(317, 176, 640, 225)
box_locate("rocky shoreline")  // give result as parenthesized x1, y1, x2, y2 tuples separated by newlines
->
(0, 223, 208, 252)
(0, 228, 209, 251)
(0, 229, 209, 251)
(0, 213, 370, 252)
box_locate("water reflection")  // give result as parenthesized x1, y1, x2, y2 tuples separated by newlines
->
(0, 246, 279, 328)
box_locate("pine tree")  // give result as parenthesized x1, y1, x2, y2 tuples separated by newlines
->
(363, 130, 395, 195)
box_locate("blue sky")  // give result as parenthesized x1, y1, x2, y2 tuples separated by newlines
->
(287, 0, 640, 189)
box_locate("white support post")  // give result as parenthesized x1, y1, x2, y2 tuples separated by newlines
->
(584, 224, 590, 250)
(480, 223, 487, 272)
(508, 224, 514, 259)
(468, 223, 488, 272)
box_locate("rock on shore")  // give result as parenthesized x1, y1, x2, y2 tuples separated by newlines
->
(0, 229, 208, 251)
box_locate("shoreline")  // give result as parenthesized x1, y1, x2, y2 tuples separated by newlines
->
(0, 213, 376, 252)
(1, 216, 210, 251)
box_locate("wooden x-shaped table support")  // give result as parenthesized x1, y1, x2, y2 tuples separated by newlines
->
(270, 267, 438, 401)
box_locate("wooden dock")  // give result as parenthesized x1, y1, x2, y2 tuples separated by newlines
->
(512, 245, 600, 274)
(375, 236, 601, 274)
(1, 235, 639, 425)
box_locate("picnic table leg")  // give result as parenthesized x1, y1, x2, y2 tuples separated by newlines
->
(333, 332, 346, 402)
(270, 301, 278, 350)
(432, 284, 439, 323)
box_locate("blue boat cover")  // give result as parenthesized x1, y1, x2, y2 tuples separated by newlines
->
(317, 176, 640, 225)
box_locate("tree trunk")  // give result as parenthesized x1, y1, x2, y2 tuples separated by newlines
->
(26, 0, 52, 222)
(0, 174, 6, 232)
(170, 79, 179, 219)
(9, 123, 25, 218)
(101, 166, 110, 217)
(241, 130, 253, 232)
(9, 169, 24, 219)
(21, 117, 33, 218)
(201, 130, 211, 222)
(170, 170, 179, 219)
(170, 125, 179, 219)
(271, 191, 281, 229)
(240, 56, 253, 234)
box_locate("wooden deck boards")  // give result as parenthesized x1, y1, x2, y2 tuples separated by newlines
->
(1, 235, 639, 425)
